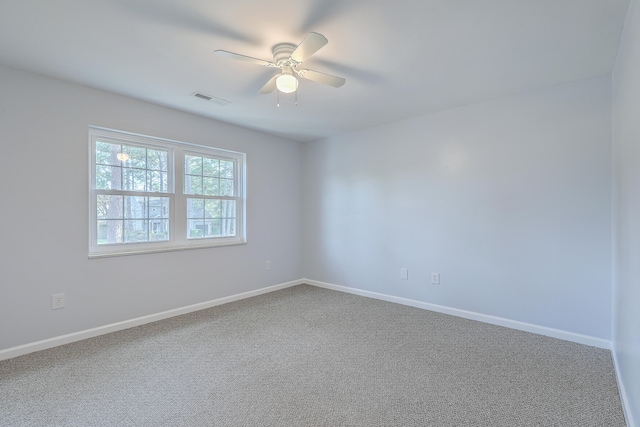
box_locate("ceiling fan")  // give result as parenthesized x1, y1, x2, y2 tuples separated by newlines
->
(214, 32, 346, 95)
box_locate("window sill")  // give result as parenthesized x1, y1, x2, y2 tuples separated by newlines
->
(88, 239, 247, 259)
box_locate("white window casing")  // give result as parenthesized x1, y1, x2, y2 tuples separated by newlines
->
(89, 127, 246, 258)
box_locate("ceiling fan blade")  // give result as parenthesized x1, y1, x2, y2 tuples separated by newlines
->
(214, 50, 274, 67)
(298, 69, 346, 88)
(258, 75, 278, 94)
(290, 32, 328, 63)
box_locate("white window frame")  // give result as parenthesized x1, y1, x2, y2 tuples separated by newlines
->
(89, 127, 246, 258)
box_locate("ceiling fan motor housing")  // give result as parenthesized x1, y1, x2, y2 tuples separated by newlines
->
(272, 43, 297, 67)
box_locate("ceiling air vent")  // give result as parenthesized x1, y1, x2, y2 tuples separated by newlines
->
(192, 92, 231, 106)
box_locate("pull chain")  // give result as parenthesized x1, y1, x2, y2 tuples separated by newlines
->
(275, 90, 299, 107)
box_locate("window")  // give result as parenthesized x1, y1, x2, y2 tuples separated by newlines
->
(89, 127, 245, 257)
(184, 154, 237, 239)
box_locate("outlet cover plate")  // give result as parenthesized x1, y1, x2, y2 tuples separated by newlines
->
(52, 293, 65, 309)
(431, 273, 440, 285)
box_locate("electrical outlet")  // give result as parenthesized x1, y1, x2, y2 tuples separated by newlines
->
(431, 273, 440, 285)
(52, 293, 65, 310)
(265, 260, 272, 271)
(400, 268, 408, 280)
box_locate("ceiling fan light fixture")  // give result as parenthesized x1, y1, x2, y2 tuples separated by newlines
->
(215, 33, 344, 96)
(116, 152, 130, 162)
(276, 73, 298, 93)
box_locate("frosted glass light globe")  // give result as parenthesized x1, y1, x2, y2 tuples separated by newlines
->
(276, 74, 298, 93)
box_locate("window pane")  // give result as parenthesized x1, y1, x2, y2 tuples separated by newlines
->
(203, 157, 219, 177)
(148, 170, 168, 193)
(96, 141, 121, 166)
(124, 219, 149, 243)
(205, 199, 221, 218)
(124, 196, 147, 219)
(221, 219, 236, 237)
(220, 160, 234, 178)
(147, 149, 168, 171)
(207, 219, 221, 237)
(185, 175, 203, 195)
(188, 220, 205, 238)
(186, 155, 202, 175)
(184, 175, 193, 194)
(125, 145, 147, 169)
(122, 168, 147, 191)
(97, 195, 123, 219)
(149, 197, 169, 219)
(221, 200, 236, 218)
(187, 198, 204, 218)
(150, 219, 169, 241)
(97, 220, 123, 244)
(96, 165, 122, 190)
(220, 178, 234, 196)
(202, 177, 218, 196)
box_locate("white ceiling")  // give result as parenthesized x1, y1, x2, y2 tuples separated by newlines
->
(0, 0, 629, 142)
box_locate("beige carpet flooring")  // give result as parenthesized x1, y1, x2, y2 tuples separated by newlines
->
(0, 284, 627, 426)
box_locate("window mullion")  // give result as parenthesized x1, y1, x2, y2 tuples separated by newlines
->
(174, 147, 186, 244)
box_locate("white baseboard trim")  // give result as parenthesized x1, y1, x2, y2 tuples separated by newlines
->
(304, 279, 612, 350)
(0, 278, 613, 361)
(612, 349, 637, 427)
(0, 279, 304, 361)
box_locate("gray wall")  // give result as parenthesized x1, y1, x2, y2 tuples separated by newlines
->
(613, 0, 640, 423)
(0, 65, 303, 350)
(302, 75, 613, 340)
